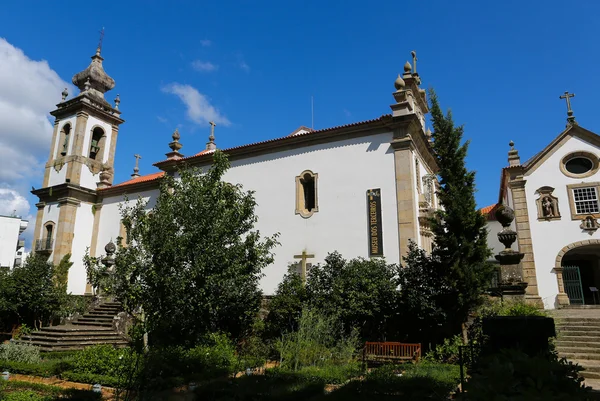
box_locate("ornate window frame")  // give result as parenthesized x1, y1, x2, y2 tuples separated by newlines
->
(295, 170, 319, 218)
(560, 151, 599, 179)
(535, 186, 561, 221)
(567, 181, 600, 220)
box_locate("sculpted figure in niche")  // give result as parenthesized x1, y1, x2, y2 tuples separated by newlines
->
(542, 196, 555, 217)
(586, 216, 594, 229)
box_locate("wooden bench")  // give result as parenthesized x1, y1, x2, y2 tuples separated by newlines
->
(363, 342, 421, 365)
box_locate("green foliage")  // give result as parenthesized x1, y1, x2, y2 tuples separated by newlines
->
(361, 362, 460, 400)
(399, 241, 449, 342)
(69, 345, 129, 377)
(85, 150, 279, 346)
(458, 349, 590, 400)
(424, 334, 464, 364)
(0, 253, 73, 330)
(11, 325, 31, 340)
(306, 252, 401, 341)
(1, 390, 47, 401)
(60, 370, 123, 388)
(267, 363, 362, 385)
(0, 360, 57, 377)
(0, 380, 101, 401)
(186, 333, 237, 376)
(0, 343, 40, 364)
(265, 268, 307, 338)
(275, 308, 359, 371)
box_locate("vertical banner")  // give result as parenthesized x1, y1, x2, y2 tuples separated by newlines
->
(367, 189, 384, 257)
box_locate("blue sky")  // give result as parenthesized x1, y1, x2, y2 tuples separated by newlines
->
(1, 1, 599, 245)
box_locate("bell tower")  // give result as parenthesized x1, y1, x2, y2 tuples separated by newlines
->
(31, 42, 124, 294)
(42, 45, 123, 189)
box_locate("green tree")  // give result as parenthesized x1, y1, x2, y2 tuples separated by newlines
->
(265, 267, 307, 338)
(0, 253, 70, 330)
(87, 151, 278, 347)
(405, 89, 493, 339)
(306, 252, 401, 341)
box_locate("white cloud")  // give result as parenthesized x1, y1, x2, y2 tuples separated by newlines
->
(162, 83, 231, 127)
(343, 109, 352, 118)
(157, 116, 168, 123)
(200, 39, 212, 47)
(0, 38, 74, 185)
(191, 60, 218, 72)
(0, 188, 30, 217)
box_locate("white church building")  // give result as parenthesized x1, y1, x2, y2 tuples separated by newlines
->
(483, 97, 600, 309)
(32, 47, 439, 296)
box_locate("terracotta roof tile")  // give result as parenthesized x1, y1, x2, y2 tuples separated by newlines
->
(480, 203, 500, 221)
(101, 171, 165, 190)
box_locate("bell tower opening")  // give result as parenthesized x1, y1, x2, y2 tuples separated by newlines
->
(89, 127, 104, 160)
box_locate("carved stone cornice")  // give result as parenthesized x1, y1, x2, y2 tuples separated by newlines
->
(35, 202, 46, 209)
(57, 197, 82, 207)
(31, 183, 98, 204)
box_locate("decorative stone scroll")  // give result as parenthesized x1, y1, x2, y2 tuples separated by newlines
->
(535, 186, 561, 221)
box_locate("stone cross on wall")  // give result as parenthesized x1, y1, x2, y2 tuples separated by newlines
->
(294, 250, 315, 283)
(132, 154, 142, 178)
(559, 91, 576, 125)
(207, 121, 217, 150)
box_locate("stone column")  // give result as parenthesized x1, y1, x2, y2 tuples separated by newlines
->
(553, 266, 570, 306)
(32, 202, 46, 246)
(509, 179, 543, 306)
(65, 111, 89, 185)
(391, 137, 418, 261)
(42, 120, 61, 187)
(52, 197, 80, 265)
(106, 125, 119, 184)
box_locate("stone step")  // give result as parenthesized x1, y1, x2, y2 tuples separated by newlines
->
(557, 326, 600, 333)
(556, 340, 600, 349)
(20, 330, 122, 339)
(582, 371, 600, 380)
(79, 315, 115, 322)
(88, 310, 118, 316)
(560, 352, 600, 361)
(71, 321, 113, 328)
(33, 341, 129, 352)
(557, 346, 600, 355)
(39, 325, 114, 333)
(560, 335, 600, 342)
(20, 334, 123, 343)
(557, 331, 600, 338)
(554, 318, 600, 325)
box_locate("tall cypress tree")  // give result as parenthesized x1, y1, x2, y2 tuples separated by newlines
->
(428, 88, 493, 334)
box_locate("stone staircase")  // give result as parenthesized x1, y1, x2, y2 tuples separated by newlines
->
(553, 309, 600, 386)
(17, 302, 128, 352)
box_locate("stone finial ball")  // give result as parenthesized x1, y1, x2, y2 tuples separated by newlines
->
(105, 240, 116, 254)
(404, 61, 412, 72)
(495, 205, 515, 226)
(394, 74, 405, 90)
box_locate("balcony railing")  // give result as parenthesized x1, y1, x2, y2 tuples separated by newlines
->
(35, 238, 53, 253)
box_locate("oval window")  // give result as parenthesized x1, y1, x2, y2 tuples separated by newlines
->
(565, 157, 594, 175)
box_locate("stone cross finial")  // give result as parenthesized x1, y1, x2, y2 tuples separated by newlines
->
(411, 51, 417, 74)
(294, 250, 315, 283)
(207, 121, 217, 150)
(114, 94, 120, 110)
(97, 27, 105, 56)
(132, 154, 142, 178)
(559, 91, 577, 125)
(166, 128, 184, 159)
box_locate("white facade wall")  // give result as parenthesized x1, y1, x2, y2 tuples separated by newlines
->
(48, 116, 77, 187)
(0, 216, 27, 269)
(67, 203, 95, 294)
(222, 132, 399, 294)
(95, 189, 159, 257)
(525, 136, 600, 308)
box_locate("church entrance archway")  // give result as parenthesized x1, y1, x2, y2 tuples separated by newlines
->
(555, 240, 600, 306)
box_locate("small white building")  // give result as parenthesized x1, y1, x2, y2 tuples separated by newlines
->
(485, 102, 600, 309)
(31, 49, 439, 295)
(0, 214, 28, 270)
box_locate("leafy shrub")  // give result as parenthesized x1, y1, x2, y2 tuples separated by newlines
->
(267, 362, 362, 385)
(70, 345, 130, 377)
(0, 342, 41, 364)
(187, 332, 237, 376)
(61, 370, 122, 388)
(11, 325, 32, 340)
(0, 360, 59, 377)
(424, 334, 463, 364)
(275, 308, 359, 370)
(457, 349, 590, 400)
(363, 362, 460, 400)
(1, 390, 48, 401)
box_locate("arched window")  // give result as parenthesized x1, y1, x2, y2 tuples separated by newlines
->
(59, 123, 72, 156)
(295, 170, 319, 218)
(89, 127, 105, 160)
(36, 221, 55, 252)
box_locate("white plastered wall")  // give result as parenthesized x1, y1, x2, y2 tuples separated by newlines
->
(525, 135, 600, 308)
